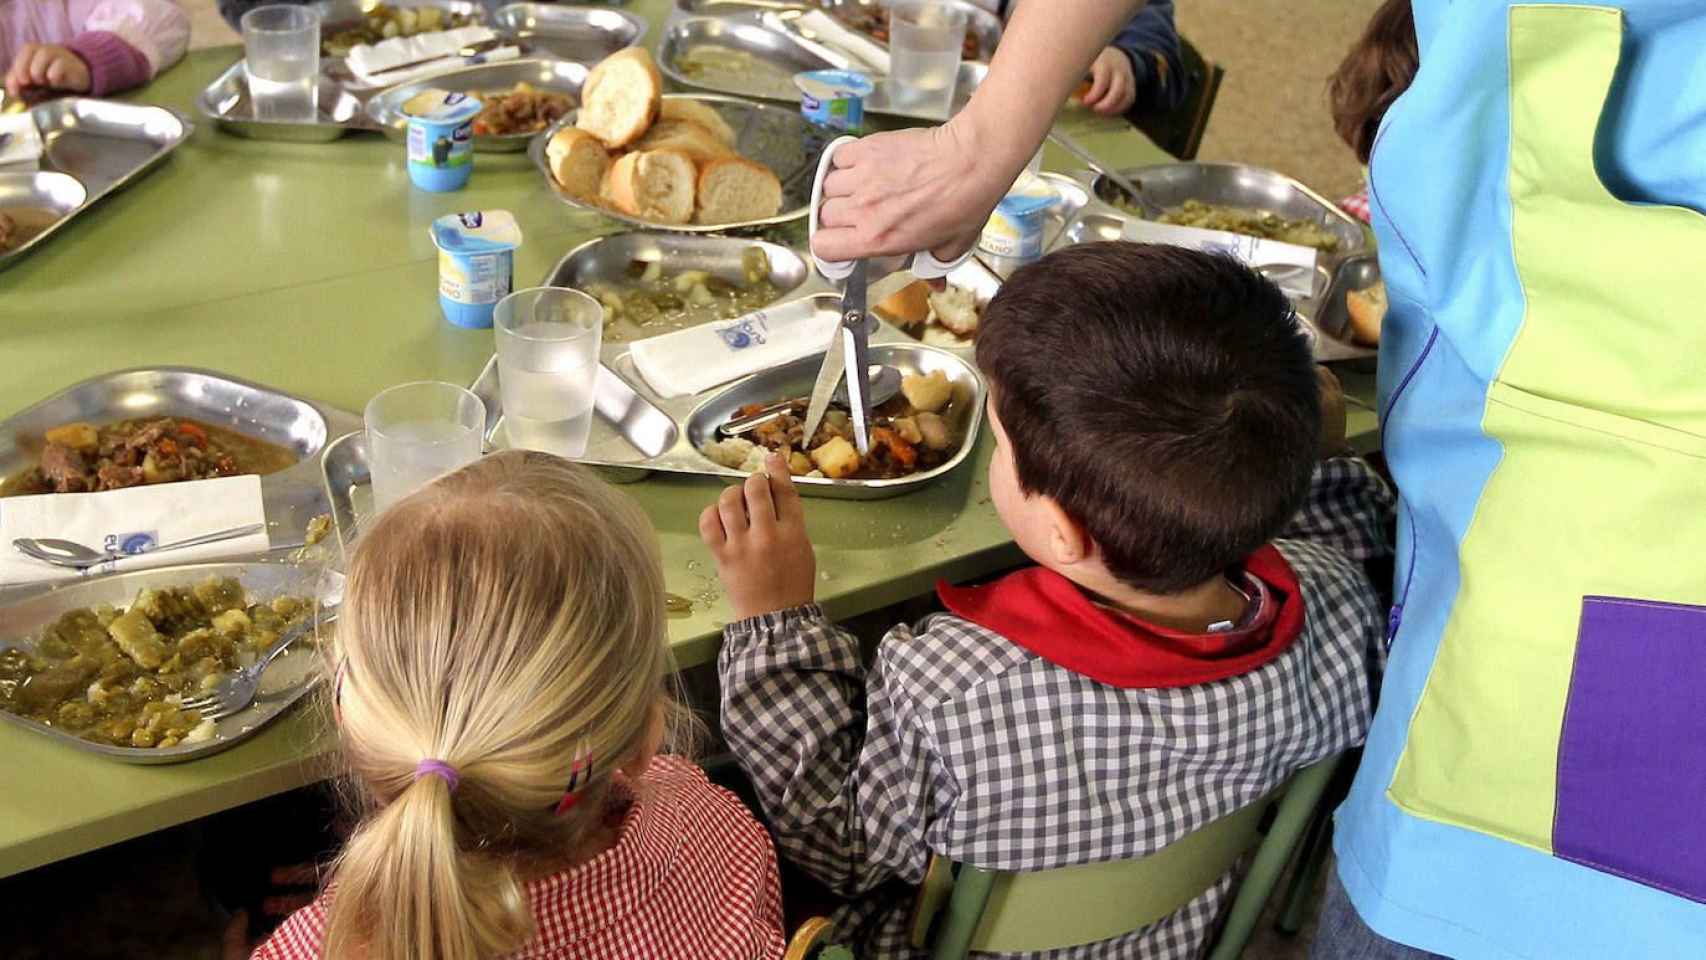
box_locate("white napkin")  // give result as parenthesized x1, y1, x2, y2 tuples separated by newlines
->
(0, 114, 44, 170)
(344, 46, 520, 91)
(798, 11, 892, 74)
(345, 26, 497, 78)
(630, 299, 839, 399)
(0, 475, 271, 587)
(1118, 218, 1321, 299)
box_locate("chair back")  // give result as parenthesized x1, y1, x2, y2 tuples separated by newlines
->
(1131, 34, 1226, 160)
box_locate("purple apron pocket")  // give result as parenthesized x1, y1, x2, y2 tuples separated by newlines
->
(1554, 596, 1706, 902)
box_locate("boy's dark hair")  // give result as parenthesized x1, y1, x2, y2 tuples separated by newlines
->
(976, 242, 1320, 594)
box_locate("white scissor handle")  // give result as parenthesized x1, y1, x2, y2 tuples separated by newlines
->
(809, 135, 973, 283)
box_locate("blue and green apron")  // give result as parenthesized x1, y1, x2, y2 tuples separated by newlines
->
(1336, 3, 1706, 956)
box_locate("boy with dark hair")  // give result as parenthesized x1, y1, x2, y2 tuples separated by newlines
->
(702, 242, 1393, 958)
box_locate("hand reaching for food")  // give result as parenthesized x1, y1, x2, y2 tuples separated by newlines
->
(699, 453, 819, 620)
(5, 44, 91, 99)
(1080, 47, 1137, 116)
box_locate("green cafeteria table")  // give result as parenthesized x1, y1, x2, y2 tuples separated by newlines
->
(0, 32, 1380, 878)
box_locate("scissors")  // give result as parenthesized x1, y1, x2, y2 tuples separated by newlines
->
(803, 135, 970, 453)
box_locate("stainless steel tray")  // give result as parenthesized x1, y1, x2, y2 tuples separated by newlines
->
(0, 562, 340, 765)
(197, 58, 376, 142)
(0, 99, 190, 270)
(493, 3, 648, 63)
(366, 58, 587, 152)
(657, 16, 988, 121)
(0, 367, 363, 587)
(675, 0, 1003, 62)
(529, 93, 829, 232)
(868, 254, 999, 356)
(1311, 254, 1379, 363)
(314, 0, 486, 51)
(0, 172, 87, 259)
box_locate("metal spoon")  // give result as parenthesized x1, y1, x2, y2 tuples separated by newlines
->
(1047, 131, 1164, 219)
(13, 522, 268, 570)
(719, 365, 903, 438)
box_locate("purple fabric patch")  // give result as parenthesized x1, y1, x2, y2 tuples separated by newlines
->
(1555, 596, 1706, 903)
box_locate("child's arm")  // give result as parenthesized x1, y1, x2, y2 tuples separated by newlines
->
(1105, 0, 1185, 115)
(702, 456, 953, 895)
(75, 0, 190, 93)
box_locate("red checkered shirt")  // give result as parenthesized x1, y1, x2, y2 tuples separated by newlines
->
(252, 756, 787, 960)
(1340, 185, 1372, 224)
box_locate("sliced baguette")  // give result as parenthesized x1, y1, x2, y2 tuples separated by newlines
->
(545, 127, 611, 201)
(659, 98, 738, 147)
(694, 156, 783, 225)
(633, 118, 735, 165)
(604, 149, 697, 225)
(576, 47, 662, 149)
(1345, 279, 1387, 346)
(875, 279, 932, 329)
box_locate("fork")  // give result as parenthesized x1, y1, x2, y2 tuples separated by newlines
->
(179, 612, 333, 722)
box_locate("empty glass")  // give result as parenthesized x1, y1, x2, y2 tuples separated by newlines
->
(242, 5, 320, 122)
(888, 1, 967, 119)
(364, 381, 486, 513)
(494, 288, 604, 459)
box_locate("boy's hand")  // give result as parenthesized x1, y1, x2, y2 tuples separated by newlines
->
(1317, 365, 1350, 458)
(699, 453, 818, 620)
(6, 44, 92, 99)
(1080, 47, 1136, 116)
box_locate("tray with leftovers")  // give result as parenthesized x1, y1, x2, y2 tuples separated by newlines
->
(675, 0, 1002, 62)
(365, 59, 586, 151)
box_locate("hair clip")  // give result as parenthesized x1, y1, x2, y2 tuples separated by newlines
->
(552, 755, 593, 816)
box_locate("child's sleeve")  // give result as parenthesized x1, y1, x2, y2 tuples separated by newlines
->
(75, 0, 190, 93)
(1279, 456, 1396, 563)
(719, 605, 958, 896)
(1110, 0, 1186, 115)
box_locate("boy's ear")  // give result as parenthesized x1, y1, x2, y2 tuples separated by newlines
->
(1042, 497, 1093, 568)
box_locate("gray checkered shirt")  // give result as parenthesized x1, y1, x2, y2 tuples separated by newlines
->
(720, 458, 1393, 959)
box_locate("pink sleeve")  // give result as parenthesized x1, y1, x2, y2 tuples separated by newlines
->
(73, 0, 190, 78)
(66, 31, 152, 96)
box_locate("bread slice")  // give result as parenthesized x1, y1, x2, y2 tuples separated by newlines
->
(659, 98, 738, 147)
(603, 149, 697, 224)
(874, 279, 931, 329)
(927, 285, 980, 337)
(545, 127, 611, 201)
(1345, 279, 1387, 346)
(694, 157, 783, 225)
(633, 118, 735, 165)
(576, 47, 662, 149)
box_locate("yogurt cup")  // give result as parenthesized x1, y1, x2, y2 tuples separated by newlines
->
(979, 172, 1062, 265)
(404, 89, 482, 192)
(429, 210, 523, 328)
(795, 69, 873, 131)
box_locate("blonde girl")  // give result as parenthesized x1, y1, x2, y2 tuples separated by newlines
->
(254, 451, 786, 960)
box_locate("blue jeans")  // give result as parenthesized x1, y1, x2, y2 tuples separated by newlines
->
(1311, 871, 1451, 960)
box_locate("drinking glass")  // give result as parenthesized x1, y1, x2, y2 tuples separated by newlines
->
(888, 1, 968, 119)
(494, 287, 605, 459)
(364, 381, 486, 513)
(242, 5, 321, 122)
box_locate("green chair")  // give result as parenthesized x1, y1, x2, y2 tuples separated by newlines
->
(788, 916, 857, 960)
(910, 753, 1343, 960)
(1129, 34, 1226, 161)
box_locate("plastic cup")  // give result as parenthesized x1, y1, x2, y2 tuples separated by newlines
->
(888, 1, 967, 119)
(494, 288, 604, 459)
(241, 5, 320, 122)
(364, 381, 486, 513)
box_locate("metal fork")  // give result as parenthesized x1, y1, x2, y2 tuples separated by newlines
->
(179, 613, 332, 722)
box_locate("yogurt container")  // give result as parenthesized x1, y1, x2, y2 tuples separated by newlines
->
(795, 69, 873, 131)
(429, 210, 523, 328)
(979, 172, 1062, 265)
(404, 89, 482, 192)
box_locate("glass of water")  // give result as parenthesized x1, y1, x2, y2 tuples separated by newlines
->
(242, 5, 320, 122)
(888, 1, 968, 119)
(364, 381, 486, 513)
(494, 288, 604, 459)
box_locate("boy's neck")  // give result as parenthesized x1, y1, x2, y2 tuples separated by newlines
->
(1075, 570, 1250, 634)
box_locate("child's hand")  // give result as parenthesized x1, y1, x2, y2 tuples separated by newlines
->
(6, 44, 92, 99)
(1080, 47, 1137, 116)
(1317, 365, 1350, 458)
(699, 453, 818, 620)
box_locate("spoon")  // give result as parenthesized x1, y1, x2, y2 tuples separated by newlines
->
(719, 365, 903, 438)
(13, 522, 268, 570)
(1047, 131, 1163, 219)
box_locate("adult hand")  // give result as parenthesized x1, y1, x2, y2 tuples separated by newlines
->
(1081, 47, 1137, 116)
(699, 454, 818, 620)
(6, 44, 92, 99)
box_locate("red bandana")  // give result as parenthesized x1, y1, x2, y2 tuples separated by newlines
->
(936, 545, 1306, 689)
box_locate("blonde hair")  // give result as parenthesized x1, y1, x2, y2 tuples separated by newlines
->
(323, 451, 680, 960)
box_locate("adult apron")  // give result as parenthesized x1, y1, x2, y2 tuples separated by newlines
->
(1335, 4, 1706, 957)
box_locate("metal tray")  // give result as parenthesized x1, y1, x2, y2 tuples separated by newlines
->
(1311, 254, 1380, 363)
(0, 562, 340, 765)
(0, 367, 363, 588)
(675, 0, 1003, 62)
(366, 58, 587, 152)
(314, 0, 485, 50)
(657, 16, 988, 121)
(869, 254, 999, 356)
(492, 3, 648, 63)
(529, 93, 829, 232)
(0, 172, 87, 259)
(197, 58, 375, 142)
(0, 99, 190, 270)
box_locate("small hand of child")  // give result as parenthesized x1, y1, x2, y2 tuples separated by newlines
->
(1317, 365, 1350, 458)
(699, 453, 818, 620)
(6, 44, 92, 99)
(1080, 47, 1137, 116)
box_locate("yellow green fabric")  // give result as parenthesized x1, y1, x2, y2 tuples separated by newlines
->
(1388, 5, 1706, 851)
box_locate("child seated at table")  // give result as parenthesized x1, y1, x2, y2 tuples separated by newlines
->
(3, 0, 188, 101)
(253, 451, 788, 960)
(701, 243, 1393, 958)
(986, 0, 1185, 116)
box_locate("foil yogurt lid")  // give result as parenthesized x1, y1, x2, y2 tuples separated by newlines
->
(402, 89, 483, 124)
(430, 210, 522, 255)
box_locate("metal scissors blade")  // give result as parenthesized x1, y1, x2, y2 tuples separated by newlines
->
(800, 260, 872, 452)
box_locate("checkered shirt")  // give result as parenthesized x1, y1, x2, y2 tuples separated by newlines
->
(251, 756, 787, 960)
(719, 457, 1394, 959)
(1340, 186, 1372, 224)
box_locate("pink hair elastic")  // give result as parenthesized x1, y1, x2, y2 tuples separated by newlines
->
(415, 759, 461, 792)
(553, 756, 593, 816)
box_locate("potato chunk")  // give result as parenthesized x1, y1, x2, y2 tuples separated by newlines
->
(900, 370, 953, 413)
(915, 412, 952, 451)
(107, 608, 167, 669)
(44, 422, 99, 451)
(810, 436, 862, 479)
(211, 608, 252, 638)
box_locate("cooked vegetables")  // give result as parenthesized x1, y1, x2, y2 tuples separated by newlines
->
(586, 247, 783, 342)
(1, 416, 297, 497)
(321, 4, 475, 58)
(900, 370, 953, 414)
(471, 83, 573, 137)
(701, 381, 961, 482)
(1116, 196, 1342, 253)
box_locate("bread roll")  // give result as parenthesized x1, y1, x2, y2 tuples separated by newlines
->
(603, 149, 697, 225)
(694, 157, 783, 225)
(633, 118, 735, 165)
(576, 47, 662, 149)
(545, 127, 611, 201)
(875, 279, 932, 328)
(1345, 280, 1387, 347)
(659, 98, 739, 147)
